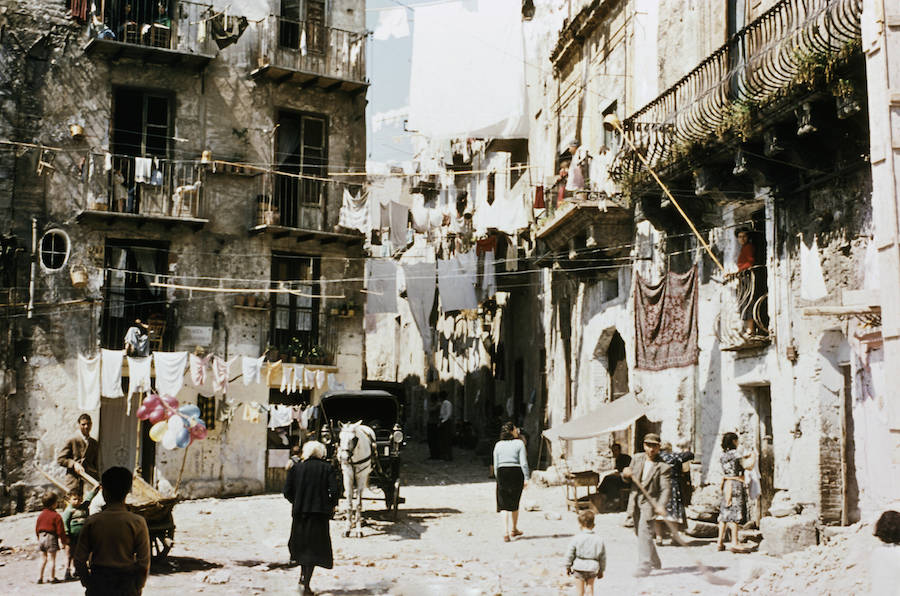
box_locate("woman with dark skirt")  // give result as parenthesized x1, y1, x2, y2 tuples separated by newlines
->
(716, 432, 755, 551)
(491, 421, 530, 542)
(283, 440, 341, 595)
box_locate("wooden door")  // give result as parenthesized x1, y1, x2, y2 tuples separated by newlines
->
(755, 386, 775, 519)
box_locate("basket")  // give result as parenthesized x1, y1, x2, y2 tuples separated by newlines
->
(70, 266, 88, 288)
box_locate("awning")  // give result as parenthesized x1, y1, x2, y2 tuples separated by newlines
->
(542, 394, 644, 441)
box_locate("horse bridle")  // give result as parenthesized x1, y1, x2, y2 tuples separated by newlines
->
(340, 431, 373, 469)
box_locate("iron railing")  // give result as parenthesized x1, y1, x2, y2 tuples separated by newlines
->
(611, 0, 862, 181)
(254, 170, 326, 230)
(270, 310, 338, 366)
(92, 1, 215, 54)
(716, 266, 770, 348)
(82, 153, 206, 219)
(257, 15, 367, 85)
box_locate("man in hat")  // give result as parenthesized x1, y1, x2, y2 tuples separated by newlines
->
(622, 433, 672, 577)
(57, 414, 100, 496)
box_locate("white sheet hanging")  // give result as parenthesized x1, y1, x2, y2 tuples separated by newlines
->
(126, 356, 152, 412)
(800, 234, 828, 301)
(337, 187, 369, 233)
(77, 354, 101, 411)
(366, 259, 398, 314)
(242, 355, 266, 385)
(153, 351, 188, 397)
(373, 6, 409, 40)
(100, 349, 124, 398)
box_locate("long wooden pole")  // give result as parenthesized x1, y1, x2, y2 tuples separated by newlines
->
(174, 443, 190, 495)
(33, 463, 68, 492)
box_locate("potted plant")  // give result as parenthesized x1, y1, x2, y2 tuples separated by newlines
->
(308, 345, 326, 365)
(832, 78, 860, 119)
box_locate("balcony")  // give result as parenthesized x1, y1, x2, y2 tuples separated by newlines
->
(252, 16, 367, 92)
(77, 153, 208, 228)
(84, 1, 215, 67)
(249, 171, 364, 247)
(611, 0, 863, 186)
(716, 266, 770, 351)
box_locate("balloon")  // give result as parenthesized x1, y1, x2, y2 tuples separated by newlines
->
(148, 406, 168, 424)
(189, 422, 208, 441)
(149, 420, 168, 442)
(167, 414, 187, 433)
(161, 395, 179, 410)
(179, 404, 201, 419)
(142, 394, 162, 409)
(135, 403, 152, 420)
(161, 431, 177, 450)
(175, 426, 191, 448)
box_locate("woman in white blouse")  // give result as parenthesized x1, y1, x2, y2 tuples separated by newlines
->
(491, 422, 530, 542)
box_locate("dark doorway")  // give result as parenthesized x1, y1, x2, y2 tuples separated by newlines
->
(633, 416, 661, 453)
(840, 365, 860, 524)
(754, 386, 775, 520)
(607, 331, 628, 399)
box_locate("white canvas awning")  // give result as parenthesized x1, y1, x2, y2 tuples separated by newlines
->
(542, 394, 645, 441)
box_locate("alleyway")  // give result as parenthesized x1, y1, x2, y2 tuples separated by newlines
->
(0, 442, 807, 595)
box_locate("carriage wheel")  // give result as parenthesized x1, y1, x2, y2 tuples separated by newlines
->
(150, 528, 174, 560)
(391, 478, 401, 521)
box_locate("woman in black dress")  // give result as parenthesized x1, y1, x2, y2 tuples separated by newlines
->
(491, 422, 530, 541)
(283, 440, 342, 595)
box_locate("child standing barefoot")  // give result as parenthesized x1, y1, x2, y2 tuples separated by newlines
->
(564, 510, 606, 596)
(35, 491, 68, 584)
(61, 487, 97, 580)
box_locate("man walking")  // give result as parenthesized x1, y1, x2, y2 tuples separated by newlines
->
(73, 466, 151, 595)
(622, 433, 671, 577)
(438, 393, 453, 461)
(57, 414, 100, 496)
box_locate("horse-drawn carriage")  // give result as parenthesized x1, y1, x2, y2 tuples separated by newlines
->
(315, 390, 405, 534)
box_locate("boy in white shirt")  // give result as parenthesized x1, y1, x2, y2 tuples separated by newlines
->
(564, 510, 606, 596)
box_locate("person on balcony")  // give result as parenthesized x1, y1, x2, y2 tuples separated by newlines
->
(729, 227, 763, 337)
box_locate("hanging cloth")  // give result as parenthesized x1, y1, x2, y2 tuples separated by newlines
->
(242, 402, 260, 424)
(77, 354, 101, 411)
(800, 234, 828, 301)
(315, 369, 326, 390)
(633, 266, 699, 371)
(366, 259, 398, 314)
(268, 405, 293, 429)
(403, 262, 437, 353)
(267, 360, 283, 387)
(242, 355, 266, 385)
(153, 351, 188, 397)
(212, 356, 238, 394)
(482, 250, 497, 298)
(338, 187, 369, 233)
(126, 356, 152, 413)
(281, 364, 294, 394)
(100, 349, 125, 398)
(533, 185, 545, 209)
(389, 201, 409, 249)
(304, 367, 315, 390)
(189, 353, 211, 386)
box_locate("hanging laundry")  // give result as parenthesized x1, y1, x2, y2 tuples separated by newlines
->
(209, 13, 248, 49)
(281, 365, 294, 394)
(212, 356, 238, 394)
(327, 373, 346, 391)
(100, 349, 125, 398)
(242, 355, 266, 385)
(299, 406, 311, 430)
(565, 146, 589, 191)
(69, 0, 89, 21)
(103, 152, 113, 172)
(77, 354, 101, 411)
(475, 236, 497, 256)
(373, 6, 410, 40)
(338, 187, 369, 233)
(403, 262, 437, 353)
(241, 402, 260, 424)
(389, 201, 409, 249)
(482, 250, 497, 298)
(800, 234, 828, 301)
(634, 266, 699, 370)
(299, 28, 308, 56)
(291, 365, 303, 393)
(315, 369, 326, 390)
(124, 324, 149, 357)
(267, 360, 282, 387)
(134, 157, 152, 184)
(126, 356, 152, 410)
(268, 404, 293, 429)
(366, 259, 398, 314)
(153, 351, 188, 397)
(304, 367, 315, 390)
(189, 353, 211, 386)
(437, 252, 478, 312)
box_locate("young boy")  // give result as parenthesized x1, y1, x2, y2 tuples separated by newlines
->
(61, 487, 98, 581)
(35, 491, 68, 584)
(564, 510, 606, 596)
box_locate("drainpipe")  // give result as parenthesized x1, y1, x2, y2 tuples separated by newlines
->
(27, 218, 36, 319)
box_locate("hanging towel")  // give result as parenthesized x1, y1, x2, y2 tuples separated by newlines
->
(212, 356, 238, 394)
(100, 349, 125, 398)
(403, 262, 437, 353)
(242, 355, 266, 385)
(268, 404, 293, 429)
(77, 354, 101, 411)
(126, 356, 152, 409)
(303, 367, 315, 390)
(438, 251, 478, 312)
(800, 234, 828, 301)
(338, 187, 369, 233)
(153, 351, 188, 397)
(315, 369, 326, 390)
(267, 360, 282, 386)
(294, 366, 305, 392)
(389, 201, 409, 249)
(242, 402, 260, 424)
(366, 259, 398, 314)
(373, 6, 410, 40)
(482, 249, 496, 298)
(103, 152, 113, 172)
(281, 365, 294, 394)
(533, 185, 545, 209)
(134, 157, 152, 184)
(189, 353, 210, 386)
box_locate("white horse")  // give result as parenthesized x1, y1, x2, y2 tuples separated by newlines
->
(337, 421, 376, 538)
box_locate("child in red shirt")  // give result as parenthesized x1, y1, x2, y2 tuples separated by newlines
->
(35, 491, 68, 584)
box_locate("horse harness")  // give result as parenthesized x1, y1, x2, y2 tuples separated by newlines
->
(340, 430, 380, 476)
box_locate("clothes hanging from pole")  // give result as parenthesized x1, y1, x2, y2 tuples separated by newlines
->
(533, 185, 545, 209)
(267, 360, 283, 386)
(100, 349, 125, 398)
(77, 354, 101, 411)
(482, 250, 496, 298)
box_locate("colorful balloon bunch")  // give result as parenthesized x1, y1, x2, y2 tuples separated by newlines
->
(136, 394, 209, 450)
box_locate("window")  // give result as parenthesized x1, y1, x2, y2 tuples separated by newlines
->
(39, 229, 69, 271)
(270, 253, 321, 356)
(487, 172, 496, 205)
(305, 0, 326, 55)
(197, 395, 216, 430)
(101, 241, 169, 350)
(275, 111, 328, 225)
(607, 331, 628, 399)
(113, 88, 172, 158)
(602, 101, 619, 152)
(280, 0, 326, 54)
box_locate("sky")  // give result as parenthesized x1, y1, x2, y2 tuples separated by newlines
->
(365, 0, 420, 166)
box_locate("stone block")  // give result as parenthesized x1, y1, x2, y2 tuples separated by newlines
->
(686, 504, 718, 523)
(685, 518, 719, 538)
(760, 514, 818, 555)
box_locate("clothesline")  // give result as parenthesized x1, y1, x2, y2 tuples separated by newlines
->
(149, 281, 346, 299)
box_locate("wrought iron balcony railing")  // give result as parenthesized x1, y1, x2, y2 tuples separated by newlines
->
(254, 170, 327, 231)
(611, 0, 862, 182)
(716, 266, 770, 350)
(88, 0, 215, 56)
(255, 16, 367, 88)
(81, 153, 206, 221)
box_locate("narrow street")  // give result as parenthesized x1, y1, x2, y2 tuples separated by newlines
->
(2, 441, 782, 595)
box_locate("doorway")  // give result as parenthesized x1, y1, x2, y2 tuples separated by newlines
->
(840, 365, 860, 524)
(753, 386, 775, 520)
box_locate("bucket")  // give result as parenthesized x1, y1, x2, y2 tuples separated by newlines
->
(70, 266, 88, 288)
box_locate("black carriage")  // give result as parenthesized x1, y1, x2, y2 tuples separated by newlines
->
(315, 390, 405, 519)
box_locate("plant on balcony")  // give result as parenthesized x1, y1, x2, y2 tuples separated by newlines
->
(306, 345, 327, 365)
(831, 78, 861, 120)
(717, 100, 758, 142)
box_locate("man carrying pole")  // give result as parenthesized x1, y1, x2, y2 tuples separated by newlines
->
(622, 432, 671, 577)
(57, 414, 100, 498)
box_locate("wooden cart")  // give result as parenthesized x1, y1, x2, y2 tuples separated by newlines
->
(128, 476, 178, 560)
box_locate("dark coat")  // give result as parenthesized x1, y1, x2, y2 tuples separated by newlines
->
(57, 434, 100, 490)
(626, 452, 672, 522)
(283, 457, 341, 518)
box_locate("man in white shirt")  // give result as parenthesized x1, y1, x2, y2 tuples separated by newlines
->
(438, 394, 453, 461)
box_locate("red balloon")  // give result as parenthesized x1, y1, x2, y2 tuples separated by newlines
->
(189, 424, 208, 441)
(161, 395, 179, 410)
(142, 394, 162, 409)
(135, 403, 152, 420)
(148, 405, 167, 424)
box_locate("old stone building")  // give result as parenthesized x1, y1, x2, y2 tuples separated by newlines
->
(0, 0, 368, 513)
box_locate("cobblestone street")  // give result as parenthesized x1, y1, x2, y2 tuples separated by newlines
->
(1, 442, 782, 595)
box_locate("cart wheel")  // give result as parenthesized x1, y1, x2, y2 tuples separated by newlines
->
(150, 529, 173, 560)
(391, 478, 401, 521)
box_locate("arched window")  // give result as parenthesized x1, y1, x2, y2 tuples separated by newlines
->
(39, 229, 70, 271)
(607, 331, 628, 399)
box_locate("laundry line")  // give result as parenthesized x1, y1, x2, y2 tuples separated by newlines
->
(150, 281, 345, 299)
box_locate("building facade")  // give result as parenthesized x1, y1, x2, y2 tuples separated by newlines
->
(0, 0, 368, 512)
